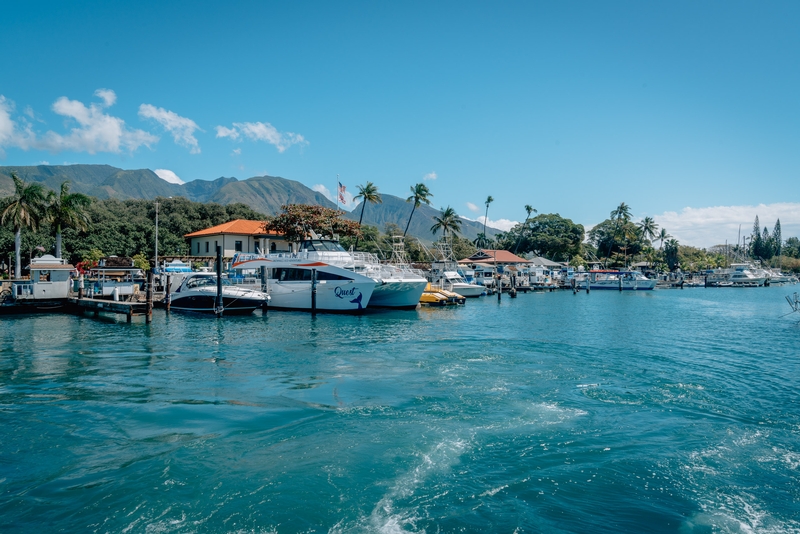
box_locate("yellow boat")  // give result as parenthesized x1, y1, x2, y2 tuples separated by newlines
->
(419, 283, 466, 306)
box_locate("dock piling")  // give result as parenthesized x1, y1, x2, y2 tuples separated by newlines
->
(215, 246, 223, 317)
(165, 275, 171, 312)
(146, 271, 153, 324)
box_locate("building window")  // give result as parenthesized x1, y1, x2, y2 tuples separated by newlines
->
(197, 242, 200, 254)
(235, 240, 243, 252)
(205, 242, 209, 253)
(270, 242, 276, 252)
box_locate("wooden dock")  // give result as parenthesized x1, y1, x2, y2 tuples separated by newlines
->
(68, 297, 151, 322)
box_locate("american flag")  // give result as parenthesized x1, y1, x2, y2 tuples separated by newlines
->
(338, 181, 346, 205)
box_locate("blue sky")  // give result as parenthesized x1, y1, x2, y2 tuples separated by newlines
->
(1, 1, 799, 247)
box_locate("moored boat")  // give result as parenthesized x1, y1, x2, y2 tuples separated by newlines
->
(577, 270, 656, 291)
(169, 272, 269, 315)
(232, 255, 376, 313)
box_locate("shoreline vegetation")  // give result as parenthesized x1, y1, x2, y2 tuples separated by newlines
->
(2, 170, 799, 279)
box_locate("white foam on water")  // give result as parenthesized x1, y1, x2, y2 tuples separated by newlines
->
(478, 484, 508, 497)
(680, 493, 800, 534)
(357, 436, 470, 534)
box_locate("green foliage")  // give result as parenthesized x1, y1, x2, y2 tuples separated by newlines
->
(0, 194, 267, 269)
(266, 204, 360, 243)
(501, 213, 584, 262)
(82, 248, 105, 263)
(132, 253, 150, 271)
(404, 183, 433, 237)
(430, 206, 462, 238)
(589, 219, 644, 265)
(664, 239, 680, 271)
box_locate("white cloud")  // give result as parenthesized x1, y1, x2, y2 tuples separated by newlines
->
(36, 90, 158, 154)
(215, 121, 308, 152)
(312, 184, 331, 199)
(0, 96, 36, 155)
(139, 104, 201, 154)
(475, 216, 519, 232)
(423, 171, 437, 181)
(154, 169, 185, 185)
(215, 125, 239, 140)
(647, 203, 800, 249)
(466, 202, 480, 213)
(94, 88, 117, 107)
(232, 148, 241, 155)
(312, 183, 354, 210)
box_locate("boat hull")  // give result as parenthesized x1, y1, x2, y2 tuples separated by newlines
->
(169, 286, 267, 315)
(368, 279, 427, 309)
(265, 280, 375, 313)
(450, 283, 485, 297)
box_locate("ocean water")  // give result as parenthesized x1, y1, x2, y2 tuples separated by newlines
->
(1, 286, 799, 533)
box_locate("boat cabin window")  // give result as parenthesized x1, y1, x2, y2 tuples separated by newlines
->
(185, 276, 224, 289)
(300, 240, 347, 252)
(271, 268, 350, 281)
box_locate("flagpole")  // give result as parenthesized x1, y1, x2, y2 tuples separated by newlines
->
(336, 174, 339, 212)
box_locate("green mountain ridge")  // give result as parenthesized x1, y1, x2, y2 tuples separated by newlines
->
(0, 164, 498, 242)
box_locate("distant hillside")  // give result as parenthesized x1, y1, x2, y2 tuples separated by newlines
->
(347, 194, 496, 242)
(0, 164, 497, 242)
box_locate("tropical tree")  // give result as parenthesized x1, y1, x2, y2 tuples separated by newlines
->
(430, 206, 462, 239)
(514, 204, 538, 253)
(404, 183, 433, 237)
(0, 172, 48, 277)
(46, 181, 92, 258)
(610, 202, 632, 224)
(664, 238, 680, 271)
(265, 204, 360, 243)
(637, 216, 658, 244)
(656, 228, 671, 250)
(481, 195, 494, 247)
(353, 181, 382, 249)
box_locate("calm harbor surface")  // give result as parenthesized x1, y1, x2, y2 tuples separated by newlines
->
(1, 287, 799, 533)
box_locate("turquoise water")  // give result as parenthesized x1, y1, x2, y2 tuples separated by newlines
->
(1, 287, 799, 533)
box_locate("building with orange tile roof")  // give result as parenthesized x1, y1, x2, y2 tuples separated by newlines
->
(458, 249, 531, 266)
(185, 219, 290, 257)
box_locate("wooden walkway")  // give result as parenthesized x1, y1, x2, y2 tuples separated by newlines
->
(68, 297, 151, 322)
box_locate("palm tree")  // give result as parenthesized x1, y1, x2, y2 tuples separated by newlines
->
(637, 216, 658, 244)
(46, 181, 92, 258)
(430, 206, 462, 239)
(610, 202, 632, 223)
(481, 195, 494, 247)
(514, 204, 538, 253)
(353, 181, 382, 249)
(404, 183, 432, 237)
(1, 172, 48, 278)
(657, 228, 671, 250)
(604, 201, 633, 265)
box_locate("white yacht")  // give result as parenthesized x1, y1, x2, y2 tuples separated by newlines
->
(576, 270, 657, 291)
(169, 272, 269, 315)
(291, 238, 428, 310)
(232, 254, 376, 313)
(729, 263, 766, 287)
(427, 239, 485, 297)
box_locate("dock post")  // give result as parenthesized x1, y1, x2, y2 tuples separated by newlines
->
(127, 310, 132, 323)
(311, 268, 317, 315)
(146, 270, 153, 324)
(497, 276, 501, 302)
(165, 275, 171, 312)
(215, 246, 223, 317)
(619, 275, 623, 292)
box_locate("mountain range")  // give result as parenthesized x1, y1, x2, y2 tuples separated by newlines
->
(0, 164, 498, 242)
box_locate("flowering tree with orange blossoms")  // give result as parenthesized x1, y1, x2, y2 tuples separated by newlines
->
(265, 204, 361, 243)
